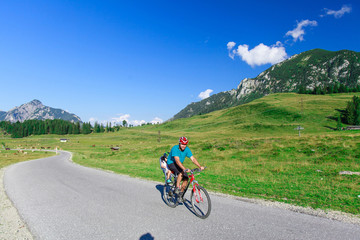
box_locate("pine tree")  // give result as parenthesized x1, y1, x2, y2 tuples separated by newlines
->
(353, 96, 360, 125)
(342, 96, 360, 125)
(336, 114, 343, 130)
(74, 122, 81, 134)
(339, 83, 346, 93)
(94, 122, 100, 133)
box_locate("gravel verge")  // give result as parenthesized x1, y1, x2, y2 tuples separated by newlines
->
(0, 167, 33, 240)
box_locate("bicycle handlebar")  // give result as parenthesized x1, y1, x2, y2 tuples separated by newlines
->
(190, 167, 207, 173)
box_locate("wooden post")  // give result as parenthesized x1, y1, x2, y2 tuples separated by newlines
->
(158, 131, 161, 143)
(294, 125, 304, 137)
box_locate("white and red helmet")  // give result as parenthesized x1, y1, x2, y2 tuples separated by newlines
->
(179, 136, 189, 145)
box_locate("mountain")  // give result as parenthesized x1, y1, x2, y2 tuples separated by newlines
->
(0, 111, 6, 120)
(0, 99, 82, 123)
(172, 49, 360, 120)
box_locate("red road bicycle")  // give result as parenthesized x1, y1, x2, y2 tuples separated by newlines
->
(163, 168, 211, 219)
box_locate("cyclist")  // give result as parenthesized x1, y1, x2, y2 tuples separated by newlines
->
(159, 152, 171, 184)
(167, 137, 205, 200)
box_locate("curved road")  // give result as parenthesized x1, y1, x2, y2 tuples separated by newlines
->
(4, 151, 360, 239)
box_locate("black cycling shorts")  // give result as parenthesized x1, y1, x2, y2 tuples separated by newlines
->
(168, 163, 188, 179)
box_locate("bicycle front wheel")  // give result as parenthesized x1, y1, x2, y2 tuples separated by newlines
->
(163, 183, 179, 208)
(190, 185, 211, 219)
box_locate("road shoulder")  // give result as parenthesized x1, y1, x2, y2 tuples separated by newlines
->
(0, 167, 33, 240)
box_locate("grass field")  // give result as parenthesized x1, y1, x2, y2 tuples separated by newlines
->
(0, 149, 55, 168)
(1, 93, 359, 215)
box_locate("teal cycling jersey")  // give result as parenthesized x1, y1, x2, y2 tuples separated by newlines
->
(167, 144, 193, 165)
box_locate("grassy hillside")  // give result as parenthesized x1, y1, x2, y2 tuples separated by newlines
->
(173, 49, 360, 120)
(1, 93, 359, 215)
(159, 92, 358, 136)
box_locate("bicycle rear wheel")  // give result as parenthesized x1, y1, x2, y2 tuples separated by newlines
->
(163, 182, 179, 208)
(190, 185, 211, 219)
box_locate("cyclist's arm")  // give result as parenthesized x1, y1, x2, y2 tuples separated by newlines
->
(190, 156, 204, 170)
(174, 156, 186, 172)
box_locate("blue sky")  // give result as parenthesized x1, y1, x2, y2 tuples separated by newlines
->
(0, 1, 359, 125)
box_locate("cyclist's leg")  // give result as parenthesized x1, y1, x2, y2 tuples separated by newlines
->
(181, 177, 188, 192)
(176, 173, 183, 189)
(174, 164, 186, 191)
(166, 167, 171, 181)
(168, 163, 181, 188)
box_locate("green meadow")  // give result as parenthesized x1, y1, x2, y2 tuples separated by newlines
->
(0, 150, 55, 168)
(1, 93, 359, 215)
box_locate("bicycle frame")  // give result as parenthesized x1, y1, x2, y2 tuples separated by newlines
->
(176, 169, 202, 203)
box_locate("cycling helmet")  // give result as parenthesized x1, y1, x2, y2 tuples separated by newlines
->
(179, 136, 189, 145)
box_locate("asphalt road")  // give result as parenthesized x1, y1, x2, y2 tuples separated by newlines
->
(4, 151, 360, 240)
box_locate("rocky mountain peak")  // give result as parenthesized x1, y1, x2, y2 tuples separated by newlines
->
(0, 100, 82, 123)
(28, 99, 44, 107)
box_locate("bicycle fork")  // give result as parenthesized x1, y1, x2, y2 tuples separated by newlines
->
(191, 179, 203, 204)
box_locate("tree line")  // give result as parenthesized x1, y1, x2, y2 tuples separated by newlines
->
(0, 119, 129, 138)
(0, 119, 84, 138)
(298, 83, 360, 95)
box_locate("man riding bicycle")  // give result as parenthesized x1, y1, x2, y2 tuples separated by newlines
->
(167, 137, 205, 199)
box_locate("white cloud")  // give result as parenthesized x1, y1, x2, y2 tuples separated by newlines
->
(151, 117, 163, 124)
(227, 42, 236, 59)
(322, 5, 351, 18)
(227, 41, 236, 50)
(90, 114, 163, 127)
(286, 20, 318, 42)
(112, 114, 146, 126)
(198, 89, 213, 100)
(89, 117, 97, 123)
(132, 119, 147, 126)
(112, 114, 131, 123)
(232, 42, 287, 67)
